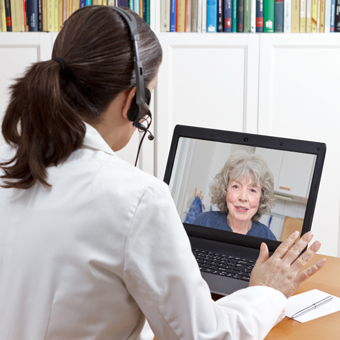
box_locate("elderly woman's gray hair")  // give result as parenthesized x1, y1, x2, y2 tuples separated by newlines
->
(210, 150, 274, 221)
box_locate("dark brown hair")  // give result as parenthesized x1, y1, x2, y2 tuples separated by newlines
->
(0, 6, 162, 189)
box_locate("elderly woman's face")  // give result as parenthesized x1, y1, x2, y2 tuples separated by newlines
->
(226, 176, 261, 224)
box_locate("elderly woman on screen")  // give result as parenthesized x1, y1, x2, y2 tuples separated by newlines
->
(193, 150, 277, 240)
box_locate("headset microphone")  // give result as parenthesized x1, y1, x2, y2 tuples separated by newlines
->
(133, 122, 154, 141)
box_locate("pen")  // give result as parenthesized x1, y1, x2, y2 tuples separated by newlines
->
(291, 295, 334, 319)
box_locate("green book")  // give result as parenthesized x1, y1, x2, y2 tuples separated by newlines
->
(243, 0, 251, 32)
(263, 0, 275, 32)
(232, 0, 237, 32)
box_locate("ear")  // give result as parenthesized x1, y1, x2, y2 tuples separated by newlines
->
(122, 87, 137, 119)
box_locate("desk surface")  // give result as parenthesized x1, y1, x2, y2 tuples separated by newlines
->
(265, 254, 340, 339)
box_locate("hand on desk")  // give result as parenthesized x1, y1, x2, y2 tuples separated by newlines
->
(249, 231, 326, 299)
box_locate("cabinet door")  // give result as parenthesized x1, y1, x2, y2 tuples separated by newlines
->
(258, 34, 340, 257)
(155, 33, 260, 179)
(0, 33, 51, 146)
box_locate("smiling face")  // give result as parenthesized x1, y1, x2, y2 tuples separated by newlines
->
(226, 176, 262, 228)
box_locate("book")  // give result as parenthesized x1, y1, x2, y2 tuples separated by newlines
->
(274, 0, 283, 31)
(263, 0, 274, 32)
(256, 0, 264, 31)
(335, 0, 340, 31)
(0, 0, 6, 31)
(330, 0, 335, 31)
(146, 0, 150, 25)
(80, 0, 85, 7)
(217, 0, 223, 31)
(191, 0, 198, 32)
(250, 0, 256, 31)
(232, 0, 237, 31)
(185, 0, 191, 31)
(27, 0, 38, 31)
(24, 0, 28, 31)
(291, 0, 299, 31)
(11, 0, 24, 31)
(58, 0, 63, 31)
(319, 0, 325, 31)
(86, 0, 92, 4)
(207, 0, 217, 32)
(202, 0, 207, 32)
(306, 0, 312, 31)
(38, 0, 41, 30)
(244, 0, 251, 31)
(177, 0, 186, 31)
(139, 0, 143, 18)
(224, 0, 232, 31)
(47, 0, 54, 31)
(170, 0, 176, 32)
(300, 0, 306, 32)
(197, 0, 202, 32)
(311, 0, 317, 31)
(237, 0, 244, 31)
(54, 0, 58, 31)
(161, 0, 170, 31)
(142, 0, 146, 21)
(325, 0, 331, 31)
(133, 0, 139, 15)
(128, 0, 132, 8)
(317, 0, 321, 31)
(5, 0, 11, 31)
(285, 0, 292, 32)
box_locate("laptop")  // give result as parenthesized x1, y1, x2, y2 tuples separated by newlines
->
(163, 125, 326, 297)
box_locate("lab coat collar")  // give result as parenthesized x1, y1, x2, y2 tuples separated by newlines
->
(82, 122, 115, 156)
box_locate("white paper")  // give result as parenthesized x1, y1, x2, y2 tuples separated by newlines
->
(286, 289, 340, 323)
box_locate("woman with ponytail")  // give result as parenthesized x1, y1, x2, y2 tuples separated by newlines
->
(0, 6, 325, 340)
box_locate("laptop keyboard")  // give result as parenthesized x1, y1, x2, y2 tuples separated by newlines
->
(192, 248, 255, 282)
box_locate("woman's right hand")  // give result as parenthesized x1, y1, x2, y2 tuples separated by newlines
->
(249, 231, 326, 299)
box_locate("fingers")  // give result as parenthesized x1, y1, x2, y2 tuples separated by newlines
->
(272, 231, 300, 259)
(291, 241, 321, 271)
(282, 232, 314, 265)
(295, 257, 327, 286)
(255, 242, 269, 266)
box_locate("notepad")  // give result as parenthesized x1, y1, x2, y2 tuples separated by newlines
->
(286, 289, 340, 323)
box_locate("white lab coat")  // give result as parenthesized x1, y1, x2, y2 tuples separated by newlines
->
(0, 123, 287, 339)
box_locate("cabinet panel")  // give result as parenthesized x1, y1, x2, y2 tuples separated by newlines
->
(258, 34, 340, 256)
(155, 34, 260, 178)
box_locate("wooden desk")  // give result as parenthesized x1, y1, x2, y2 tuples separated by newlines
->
(265, 254, 340, 339)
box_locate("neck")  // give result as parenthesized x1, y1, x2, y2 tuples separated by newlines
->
(226, 215, 252, 235)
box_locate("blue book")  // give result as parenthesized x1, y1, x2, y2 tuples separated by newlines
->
(170, 0, 176, 32)
(330, 0, 336, 31)
(224, 0, 232, 32)
(80, 0, 86, 7)
(134, 0, 139, 15)
(256, 0, 263, 32)
(85, 0, 92, 5)
(274, 0, 283, 32)
(232, 0, 237, 31)
(27, 0, 39, 31)
(207, 0, 218, 32)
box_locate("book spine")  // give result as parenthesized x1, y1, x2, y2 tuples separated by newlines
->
(311, 0, 317, 31)
(11, 0, 24, 31)
(325, 0, 331, 31)
(80, 0, 85, 6)
(207, 0, 217, 32)
(133, 0, 139, 14)
(335, 0, 340, 31)
(85, 0, 92, 4)
(102, 0, 107, 4)
(250, 0, 256, 31)
(291, 0, 299, 31)
(274, 0, 283, 31)
(161, 0, 170, 31)
(5, 0, 11, 31)
(146, 0, 150, 25)
(224, 0, 232, 31)
(202, 0, 207, 32)
(142, 0, 146, 20)
(197, 0, 202, 31)
(317, 0, 321, 31)
(319, 0, 325, 31)
(1, 0, 7, 31)
(54, 0, 58, 31)
(139, 0, 143, 18)
(217, 0, 223, 31)
(285, 0, 292, 32)
(232, 0, 237, 31)
(28, 0, 38, 30)
(170, 0, 176, 32)
(128, 0, 133, 8)
(256, 0, 263, 31)
(191, 0, 198, 32)
(300, 0, 306, 31)
(330, 0, 335, 31)
(185, 0, 192, 31)
(263, 0, 274, 32)
(177, 0, 186, 31)
(306, 0, 312, 31)
(237, 0, 244, 31)
(243, 0, 250, 31)
(24, 0, 29, 30)
(47, 0, 54, 31)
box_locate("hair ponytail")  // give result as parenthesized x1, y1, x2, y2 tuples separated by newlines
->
(0, 60, 85, 189)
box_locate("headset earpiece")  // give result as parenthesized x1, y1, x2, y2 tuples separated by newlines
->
(128, 87, 151, 122)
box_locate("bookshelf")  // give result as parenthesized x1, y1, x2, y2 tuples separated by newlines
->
(0, 2, 340, 257)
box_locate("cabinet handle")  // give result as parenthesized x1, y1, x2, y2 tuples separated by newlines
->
(279, 186, 291, 191)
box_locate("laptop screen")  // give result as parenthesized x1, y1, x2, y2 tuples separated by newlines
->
(164, 125, 326, 252)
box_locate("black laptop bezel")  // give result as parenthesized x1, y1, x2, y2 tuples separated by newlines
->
(163, 125, 326, 253)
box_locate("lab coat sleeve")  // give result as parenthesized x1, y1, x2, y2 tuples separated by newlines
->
(123, 180, 287, 340)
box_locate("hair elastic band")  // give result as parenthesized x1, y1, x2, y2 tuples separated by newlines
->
(53, 57, 73, 82)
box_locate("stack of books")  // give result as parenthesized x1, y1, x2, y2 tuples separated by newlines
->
(0, 0, 150, 32)
(161, 0, 340, 33)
